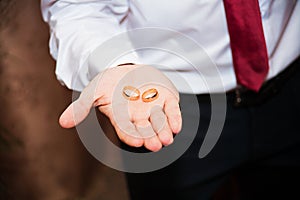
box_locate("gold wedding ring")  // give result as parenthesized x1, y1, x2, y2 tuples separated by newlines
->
(122, 86, 159, 102)
(122, 86, 140, 101)
(142, 88, 159, 103)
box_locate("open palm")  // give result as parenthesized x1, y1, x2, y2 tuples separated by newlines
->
(59, 64, 182, 152)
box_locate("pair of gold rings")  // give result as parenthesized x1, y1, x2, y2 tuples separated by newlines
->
(122, 86, 159, 102)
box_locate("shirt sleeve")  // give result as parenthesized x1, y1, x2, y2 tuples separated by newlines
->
(41, 0, 140, 91)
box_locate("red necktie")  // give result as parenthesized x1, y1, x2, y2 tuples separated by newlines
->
(223, 0, 269, 92)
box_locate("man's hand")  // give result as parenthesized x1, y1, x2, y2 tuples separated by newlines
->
(58, 64, 182, 152)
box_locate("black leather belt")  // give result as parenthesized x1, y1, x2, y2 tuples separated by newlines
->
(230, 56, 300, 107)
(196, 56, 300, 107)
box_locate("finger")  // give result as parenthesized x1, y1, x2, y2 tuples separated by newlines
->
(59, 76, 102, 128)
(114, 120, 144, 148)
(59, 99, 92, 128)
(150, 106, 174, 146)
(135, 120, 162, 152)
(102, 106, 144, 148)
(164, 98, 182, 134)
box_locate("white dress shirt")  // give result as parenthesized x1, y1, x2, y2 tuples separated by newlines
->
(41, 0, 300, 93)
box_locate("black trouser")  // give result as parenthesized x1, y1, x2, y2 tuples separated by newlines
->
(123, 57, 300, 200)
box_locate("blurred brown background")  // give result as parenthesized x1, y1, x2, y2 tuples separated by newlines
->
(0, 0, 129, 199)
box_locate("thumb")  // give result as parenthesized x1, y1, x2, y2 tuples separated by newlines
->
(59, 74, 103, 128)
(59, 100, 93, 128)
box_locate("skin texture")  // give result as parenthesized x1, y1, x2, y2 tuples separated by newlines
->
(59, 64, 182, 152)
